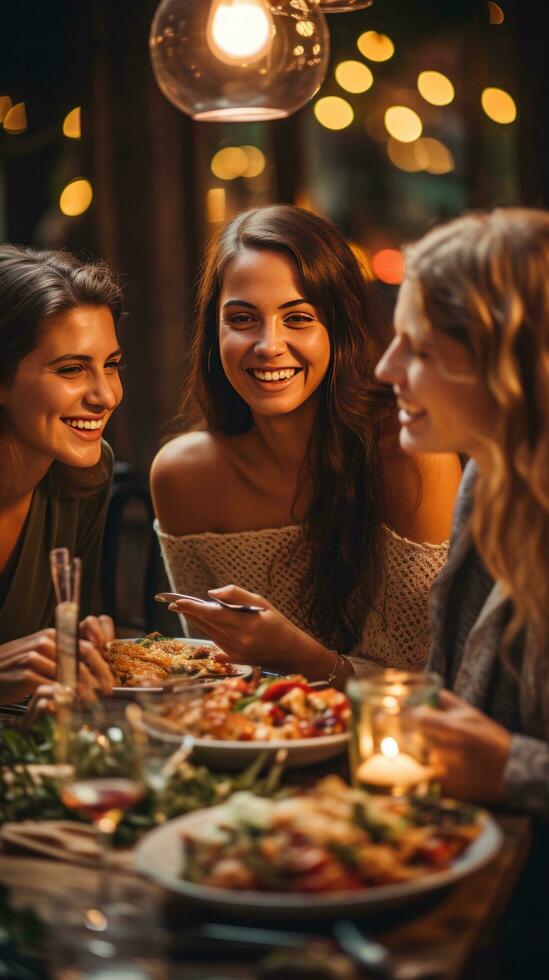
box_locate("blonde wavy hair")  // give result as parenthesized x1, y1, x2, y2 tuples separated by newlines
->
(405, 208, 549, 647)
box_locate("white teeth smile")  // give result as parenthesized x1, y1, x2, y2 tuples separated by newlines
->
(63, 418, 104, 430)
(248, 368, 299, 382)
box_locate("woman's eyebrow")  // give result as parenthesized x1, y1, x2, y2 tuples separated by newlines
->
(47, 348, 122, 365)
(222, 298, 309, 310)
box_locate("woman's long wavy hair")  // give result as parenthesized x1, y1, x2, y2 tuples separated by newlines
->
(405, 208, 549, 648)
(178, 205, 398, 649)
(0, 245, 123, 496)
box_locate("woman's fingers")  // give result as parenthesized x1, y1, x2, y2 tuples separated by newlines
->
(80, 615, 116, 646)
(78, 640, 113, 692)
(437, 689, 465, 710)
(208, 584, 270, 608)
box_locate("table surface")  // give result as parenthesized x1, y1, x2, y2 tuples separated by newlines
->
(0, 809, 532, 979)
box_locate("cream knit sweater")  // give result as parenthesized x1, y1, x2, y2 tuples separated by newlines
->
(154, 521, 448, 674)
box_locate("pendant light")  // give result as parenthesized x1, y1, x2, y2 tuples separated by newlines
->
(315, 1, 373, 11)
(150, 0, 330, 122)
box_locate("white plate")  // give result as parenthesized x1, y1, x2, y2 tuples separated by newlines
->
(191, 731, 349, 769)
(109, 637, 253, 695)
(135, 805, 503, 921)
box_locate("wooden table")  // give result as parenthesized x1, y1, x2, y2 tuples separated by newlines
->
(0, 812, 532, 979)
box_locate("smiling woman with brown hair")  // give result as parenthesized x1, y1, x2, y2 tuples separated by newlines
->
(0, 245, 124, 703)
(151, 205, 461, 683)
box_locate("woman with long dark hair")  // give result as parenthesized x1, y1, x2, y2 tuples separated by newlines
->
(152, 205, 461, 683)
(376, 208, 549, 815)
(0, 245, 123, 703)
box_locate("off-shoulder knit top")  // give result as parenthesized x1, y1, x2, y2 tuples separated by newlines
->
(154, 521, 448, 675)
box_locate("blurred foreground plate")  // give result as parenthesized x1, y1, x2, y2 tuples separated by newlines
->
(135, 806, 502, 921)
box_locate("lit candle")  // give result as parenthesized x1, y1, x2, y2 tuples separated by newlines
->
(356, 736, 431, 791)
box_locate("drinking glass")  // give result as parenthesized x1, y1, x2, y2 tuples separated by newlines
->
(54, 699, 144, 906)
(127, 696, 194, 823)
(347, 669, 442, 796)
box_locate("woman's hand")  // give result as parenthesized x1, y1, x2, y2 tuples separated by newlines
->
(167, 584, 352, 687)
(414, 690, 512, 804)
(0, 630, 57, 704)
(79, 614, 115, 646)
(0, 628, 113, 706)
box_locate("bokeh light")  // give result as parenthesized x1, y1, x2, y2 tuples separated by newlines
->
(420, 137, 454, 174)
(417, 71, 455, 106)
(3, 101, 27, 134)
(206, 188, 226, 223)
(487, 2, 504, 24)
(335, 60, 373, 94)
(0, 96, 13, 123)
(371, 249, 404, 285)
(384, 105, 422, 143)
(59, 179, 93, 217)
(386, 138, 424, 172)
(241, 145, 266, 178)
(314, 96, 354, 130)
(357, 31, 394, 63)
(481, 87, 517, 124)
(211, 146, 248, 179)
(63, 107, 81, 139)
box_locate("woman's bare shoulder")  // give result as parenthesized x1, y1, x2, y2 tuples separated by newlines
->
(150, 431, 229, 535)
(382, 448, 462, 545)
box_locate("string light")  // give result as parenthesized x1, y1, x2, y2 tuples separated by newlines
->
(63, 107, 81, 139)
(314, 96, 354, 130)
(335, 60, 373, 94)
(481, 87, 516, 124)
(417, 71, 455, 106)
(0, 96, 13, 124)
(3, 101, 27, 134)
(357, 31, 394, 63)
(59, 179, 93, 217)
(384, 106, 422, 143)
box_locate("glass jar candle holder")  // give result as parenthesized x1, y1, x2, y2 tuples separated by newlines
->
(347, 670, 441, 796)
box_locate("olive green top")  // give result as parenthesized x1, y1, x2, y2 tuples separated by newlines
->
(0, 444, 113, 643)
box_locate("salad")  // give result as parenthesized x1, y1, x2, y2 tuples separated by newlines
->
(181, 776, 482, 892)
(154, 675, 350, 741)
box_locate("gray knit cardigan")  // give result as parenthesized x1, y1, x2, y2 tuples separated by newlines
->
(428, 461, 549, 819)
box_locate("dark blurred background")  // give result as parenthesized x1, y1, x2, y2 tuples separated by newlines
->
(1, 0, 547, 628)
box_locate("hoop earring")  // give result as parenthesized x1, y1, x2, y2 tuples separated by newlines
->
(207, 346, 213, 375)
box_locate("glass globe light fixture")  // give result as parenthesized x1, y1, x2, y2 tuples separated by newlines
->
(150, 0, 330, 122)
(314, 0, 373, 12)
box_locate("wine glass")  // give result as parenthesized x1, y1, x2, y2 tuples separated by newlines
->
(54, 698, 143, 906)
(127, 695, 194, 823)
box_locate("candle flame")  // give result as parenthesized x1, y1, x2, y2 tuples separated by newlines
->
(380, 736, 399, 758)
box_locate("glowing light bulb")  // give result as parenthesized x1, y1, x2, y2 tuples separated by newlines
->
(206, 0, 274, 66)
(380, 736, 400, 758)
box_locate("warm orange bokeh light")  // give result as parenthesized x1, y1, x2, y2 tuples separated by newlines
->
(371, 249, 404, 285)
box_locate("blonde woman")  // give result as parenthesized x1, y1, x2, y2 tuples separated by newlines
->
(376, 208, 549, 818)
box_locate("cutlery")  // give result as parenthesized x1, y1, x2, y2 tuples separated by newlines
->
(334, 920, 394, 977)
(154, 591, 265, 614)
(180, 922, 393, 977)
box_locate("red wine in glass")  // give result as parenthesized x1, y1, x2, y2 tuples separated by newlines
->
(61, 778, 143, 825)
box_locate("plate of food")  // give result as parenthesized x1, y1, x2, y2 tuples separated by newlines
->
(103, 634, 253, 694)
(134, 775, 502, 921)
(142, 674, 350, 768)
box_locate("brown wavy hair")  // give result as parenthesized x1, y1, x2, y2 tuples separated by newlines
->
(0, 244, 123, 496)
(178, 205, 398, 650)
(405, 208, 549, 647)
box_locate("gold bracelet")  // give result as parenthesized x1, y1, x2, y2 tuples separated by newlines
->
(326, 650, 344, 684)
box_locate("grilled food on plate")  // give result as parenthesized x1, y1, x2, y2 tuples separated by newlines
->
(104, 633, 231, 686)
